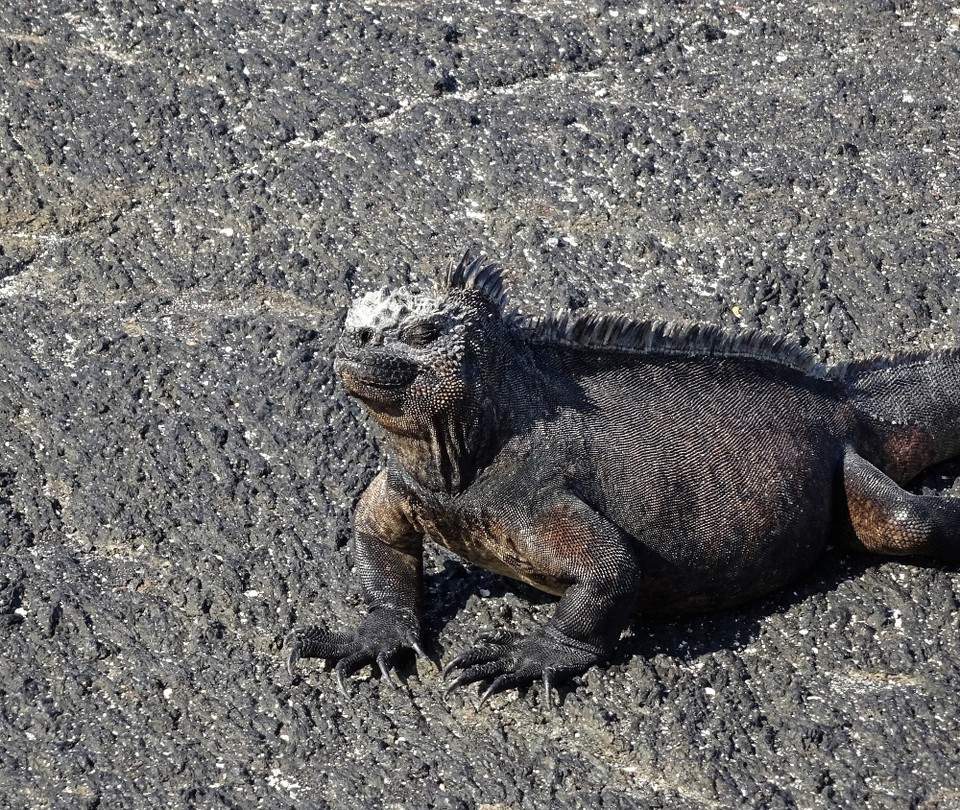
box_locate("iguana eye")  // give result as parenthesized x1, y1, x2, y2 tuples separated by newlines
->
(356, 328, 373, 347)
(402, 322, 442, 347)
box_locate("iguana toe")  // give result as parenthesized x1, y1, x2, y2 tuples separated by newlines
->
(285, 626, 356, 678)
(476, 669, 542, 710)
(285, 608, 421, 689)
(334, 651, 371, 695)
(441, 630, 522, 678)
(443, 627, 601, 707)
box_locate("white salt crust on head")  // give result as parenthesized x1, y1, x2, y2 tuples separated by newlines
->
(345, 286, 443, 331)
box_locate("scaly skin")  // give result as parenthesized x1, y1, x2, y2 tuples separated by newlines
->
(286, 252, 960, 708)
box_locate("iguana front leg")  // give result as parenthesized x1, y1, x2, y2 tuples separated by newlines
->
(443, 495, 642, 708)
(286, 471, 426, 690)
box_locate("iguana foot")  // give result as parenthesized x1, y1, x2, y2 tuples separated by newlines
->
(286, 608, 427, 694)
(442, 627, 603, 709)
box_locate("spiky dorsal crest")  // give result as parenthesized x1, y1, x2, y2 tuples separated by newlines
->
(440, 248, 826, 375)
(831, 346, 960, 380)
(522, 310, 827, 377)
(444, 250, 508, 312)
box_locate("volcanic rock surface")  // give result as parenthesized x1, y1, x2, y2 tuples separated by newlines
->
(2, 1, 959, 807)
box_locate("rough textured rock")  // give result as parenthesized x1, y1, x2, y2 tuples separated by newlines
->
(1, 1, 958, 807)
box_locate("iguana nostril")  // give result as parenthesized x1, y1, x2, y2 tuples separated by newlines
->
(357, 328, 373, 347)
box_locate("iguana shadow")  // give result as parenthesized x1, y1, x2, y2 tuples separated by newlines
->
(420, 544, 955, 703)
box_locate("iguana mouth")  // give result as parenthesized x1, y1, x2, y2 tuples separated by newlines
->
(335, 357, 417, 396)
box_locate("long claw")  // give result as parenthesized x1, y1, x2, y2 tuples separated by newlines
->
(543, 670, 554, 711)
(414, 642, 442, 672)
(334, 652, 369, 696)
(476, 679, 503, 711)
(287, 646, 301, 679)
(443, 676, 466, 699)
(335, 666, 350, 697)
(376, 653, 396, 687)
(442, 655, 467, 679)
(476, 671, 535, 710)
(476, 691, 494, 711)
(441, 658, 460, 679)
(411, 641, 429, 661)
(444, 665, 492, 698)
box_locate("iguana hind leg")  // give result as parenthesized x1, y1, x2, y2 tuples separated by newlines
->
(843, 451, 960, 560)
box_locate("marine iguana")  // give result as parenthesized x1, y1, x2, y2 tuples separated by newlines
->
(286, 252, 960, 708)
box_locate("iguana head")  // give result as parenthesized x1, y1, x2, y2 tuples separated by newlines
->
(335, 253, 511, 492)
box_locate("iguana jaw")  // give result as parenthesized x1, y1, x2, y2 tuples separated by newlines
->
(335, 356, 417, 406)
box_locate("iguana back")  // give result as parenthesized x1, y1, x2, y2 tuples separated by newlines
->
(529, 344, 845, 613)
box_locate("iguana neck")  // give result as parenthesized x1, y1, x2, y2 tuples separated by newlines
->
(384, 400, 500, 494)
(367, 334, 541, 495)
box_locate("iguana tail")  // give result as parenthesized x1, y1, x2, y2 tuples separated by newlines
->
(835, 348, 960, 560)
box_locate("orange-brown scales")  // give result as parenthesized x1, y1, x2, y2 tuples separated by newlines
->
(287, 252, 960, 708)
